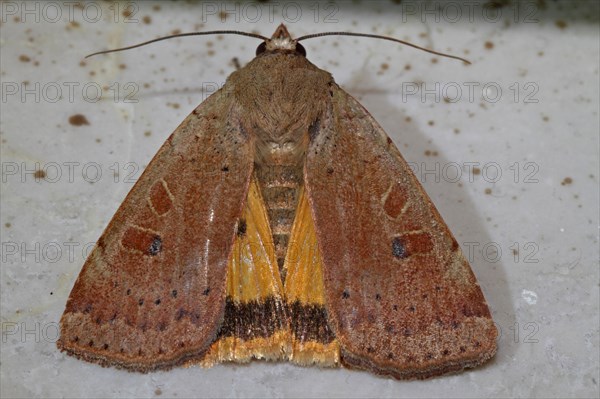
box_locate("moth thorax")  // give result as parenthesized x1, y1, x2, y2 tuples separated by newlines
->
(266, 141, 301, 164)
(255, 126, 310, 165)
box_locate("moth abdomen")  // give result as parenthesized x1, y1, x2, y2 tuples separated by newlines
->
(255, 163, 304, 276)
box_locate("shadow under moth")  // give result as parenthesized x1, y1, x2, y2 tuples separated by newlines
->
(58, 24, 497, 379)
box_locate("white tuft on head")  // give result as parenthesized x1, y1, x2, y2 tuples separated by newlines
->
(265, 24, 297, 52)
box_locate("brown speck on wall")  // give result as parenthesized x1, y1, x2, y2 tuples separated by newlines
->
(69, 114, 90, 126)
(34, 170, 46, 180)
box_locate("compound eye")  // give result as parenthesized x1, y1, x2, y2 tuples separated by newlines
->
(256, 42, 267, 56)
(296, 43, 307, 57)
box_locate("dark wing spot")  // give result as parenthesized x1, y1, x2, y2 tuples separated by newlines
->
(202, 288, 211, 296)
(148, 235, 162, 256)
(237, 219, 247, 237)
(175, 308, 187, 320)
(308, 117, 321, 141)
(392, 237, 408, 259)
(451, 239, 459, 251)
(342, 290, 350, 299)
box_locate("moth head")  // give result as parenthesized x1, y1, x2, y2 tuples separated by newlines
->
(256, 24, 306, 57)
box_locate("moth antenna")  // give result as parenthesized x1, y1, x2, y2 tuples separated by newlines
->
(85, 30, 269, 59)
(296, 32, 471, 64)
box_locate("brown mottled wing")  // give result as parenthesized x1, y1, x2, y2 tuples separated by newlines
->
(58, 88, 253, 372)
(305, 87, 497, 379)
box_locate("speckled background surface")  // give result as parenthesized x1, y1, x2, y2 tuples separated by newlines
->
(1, 1, 598, 398)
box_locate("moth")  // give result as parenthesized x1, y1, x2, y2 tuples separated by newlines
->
(58, 24, 497, 379)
